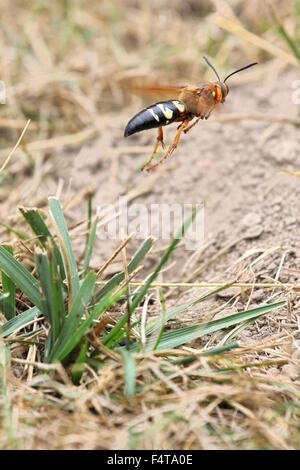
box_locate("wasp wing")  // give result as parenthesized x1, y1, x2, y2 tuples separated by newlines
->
(123, 82, 186, 100)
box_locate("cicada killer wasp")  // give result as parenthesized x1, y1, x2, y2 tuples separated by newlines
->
(124, 57, 257, 171)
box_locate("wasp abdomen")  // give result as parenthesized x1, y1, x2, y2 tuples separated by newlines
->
(124, 100, 186, 137)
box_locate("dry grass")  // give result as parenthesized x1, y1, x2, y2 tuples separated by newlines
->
(1, 335, 300, 450)
(1, 0, 300, 450)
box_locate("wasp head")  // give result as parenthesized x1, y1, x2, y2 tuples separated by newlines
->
(203, 56, 257, 103)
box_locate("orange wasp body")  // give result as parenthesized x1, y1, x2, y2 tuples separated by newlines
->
(124, 57, 257, 171)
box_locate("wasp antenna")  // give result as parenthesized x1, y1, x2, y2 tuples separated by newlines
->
(224, 62, 258, 83)
(203, 56, 221, 82)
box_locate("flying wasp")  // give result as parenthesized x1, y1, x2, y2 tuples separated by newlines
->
(124, 57, 257, 171)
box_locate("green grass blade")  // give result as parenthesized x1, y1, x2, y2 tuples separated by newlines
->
(82, 216, 99, 277)
(1, 307, 41, 338)
(169, 342, 239, 365)
(61, 270, 96, 335)
(35, 245, 65, 355)
(152, 288, 166, 351)
(86, 191, 93, 244)
(266, 1, 300, 62)
(277, 25, 300, 62)
(145, 284, 232, 336)
(20, 207, 52, 247)
(71, 338, 88, 385)
(0, 246, 42, 310)
(20, 207, 66, 280)
(35, 249, 52, 323)
(1, 246, 16, 320)
(133, 300, 285, 352)
(52, 286, 125, 362)
(0, 293, 9, 304)
(48, 244, 66, 333)
(49, 197, 80, 300)
(120, 349, 136, 397)
(48, 271, 96, 362)
(223, 318, 256, 344)
(0, 221, 29, 240)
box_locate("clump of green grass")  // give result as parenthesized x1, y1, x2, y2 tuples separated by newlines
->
(0, 197, 285, 392)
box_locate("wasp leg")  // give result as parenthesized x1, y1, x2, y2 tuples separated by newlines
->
(142, 127, 165, 171)
(146, 120, 189, 172)
(184, 108, 215, 133)
(205, 110, 212, 120)
(183, 117, 201, 134)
